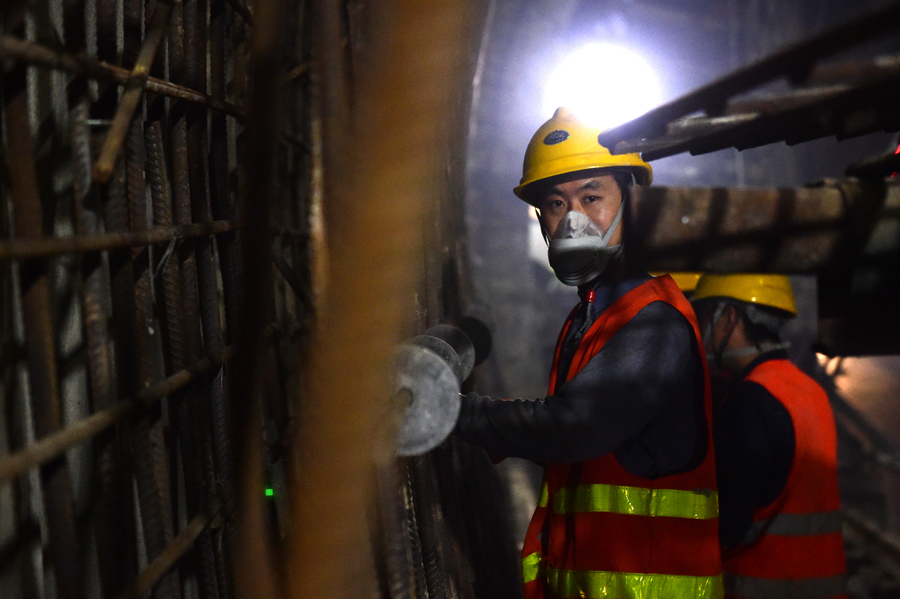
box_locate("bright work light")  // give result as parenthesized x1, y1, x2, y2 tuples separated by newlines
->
(542, 42, 662, 130)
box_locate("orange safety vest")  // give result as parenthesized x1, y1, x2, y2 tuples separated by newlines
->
(521, 275, 723, 599)
(722, 359, 847, 599)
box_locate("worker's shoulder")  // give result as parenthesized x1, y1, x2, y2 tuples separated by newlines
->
(630, 296, 695, 331)
(606, 299, 697, 354)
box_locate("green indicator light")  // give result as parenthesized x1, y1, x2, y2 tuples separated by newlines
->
(265, 488, 274, 497)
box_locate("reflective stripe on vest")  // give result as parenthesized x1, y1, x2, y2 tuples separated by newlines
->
(724, 572, 846, 599)
(743, 510, 843, 544)
(545, 565, 722, 599)
(537, 481, 718, 520)
(523, 551, 544, 584)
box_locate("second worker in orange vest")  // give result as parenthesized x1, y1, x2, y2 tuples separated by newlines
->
(691, 274, 847, 599)
(453, 108, 723, 599)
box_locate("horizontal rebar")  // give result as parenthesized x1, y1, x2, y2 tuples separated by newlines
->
(0, 35, 243, 119)
(113, 502, 223, 599)
(0, 347, 235, 486)
(0, 220, 235, 262)
(93, 1, 176, 182)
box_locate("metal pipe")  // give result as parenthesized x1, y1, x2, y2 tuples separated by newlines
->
(599, 0, 900, 147)
(0, 35, 244, 119)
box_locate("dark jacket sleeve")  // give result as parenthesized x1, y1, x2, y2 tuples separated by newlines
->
(453, 301, 700, 466)
(714, 381, 795, 550)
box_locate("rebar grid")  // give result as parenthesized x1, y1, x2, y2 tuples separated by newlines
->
(1, 0, 513, 598)
(0, 0, 293, 596)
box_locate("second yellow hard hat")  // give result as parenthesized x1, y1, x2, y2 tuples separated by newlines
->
(692, 273, 798, 316)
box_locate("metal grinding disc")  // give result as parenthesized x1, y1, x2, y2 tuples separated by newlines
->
(422, 324, 476, 382)
(391, 342, 462, 456)
(407, 334, 464, 384)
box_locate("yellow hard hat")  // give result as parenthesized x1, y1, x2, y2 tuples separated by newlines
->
(514, 107, 653, 205)
(692, 273, 797, 316)
(653, 272, 703, 293)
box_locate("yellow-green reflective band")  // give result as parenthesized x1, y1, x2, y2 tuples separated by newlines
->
(551, 484, 718, 519)
(548, 567, 724, 599)
(522, 551, 544, 584)
(538, 482, 549, 508)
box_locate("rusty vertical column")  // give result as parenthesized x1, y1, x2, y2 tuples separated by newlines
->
(2, 3, 84, 598)
(228, 0, 284, 595)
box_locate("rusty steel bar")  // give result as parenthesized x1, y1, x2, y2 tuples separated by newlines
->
(0, 220, 235, 261)
(208, 18, 242, 599)
(92, 1, 176, 182)
(627, 181, 900, 274)
(149, 108, 221, 599)
(148, 111, 215, 599)
(166, 3, 226, 597)
(0, 348, 236, 485)
(0, 36, 243, 119)
(2, 5, 84, 597)
(210, 0, 242, 341)
(70, 47, 137, 599)
(113, 503, 224, 599)
(121, 11, 182, 587)
(65, 0, 137, 593)
(185, 0, 232, 548)
(599, 0, 900, 148)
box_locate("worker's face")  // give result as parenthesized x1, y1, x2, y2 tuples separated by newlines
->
(536, 174, 623, 244)
(694, 302, 741, 373)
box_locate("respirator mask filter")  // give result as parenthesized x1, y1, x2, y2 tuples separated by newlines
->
(547, 202, 624, 286)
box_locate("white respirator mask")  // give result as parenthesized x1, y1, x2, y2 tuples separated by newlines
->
(547, 202, 624, 286)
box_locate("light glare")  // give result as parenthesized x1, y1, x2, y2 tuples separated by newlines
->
(543, 43, 662, 130)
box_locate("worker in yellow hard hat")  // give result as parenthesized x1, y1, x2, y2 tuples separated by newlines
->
(453, 108, 723, 598)
(691, 273, 797, 381)
(691, 274, 847, 599)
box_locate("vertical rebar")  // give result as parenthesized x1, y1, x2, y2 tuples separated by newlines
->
(184, 9, 232, 586)
(147, 118, 221, 599)
(2, 3, 84, 598)
(67, 0, 138, 589)
(206, 4, 237, 585)
(166, 2, 225, 597)
(116, 1, 183, 597)
(209, 0, 242, 341)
